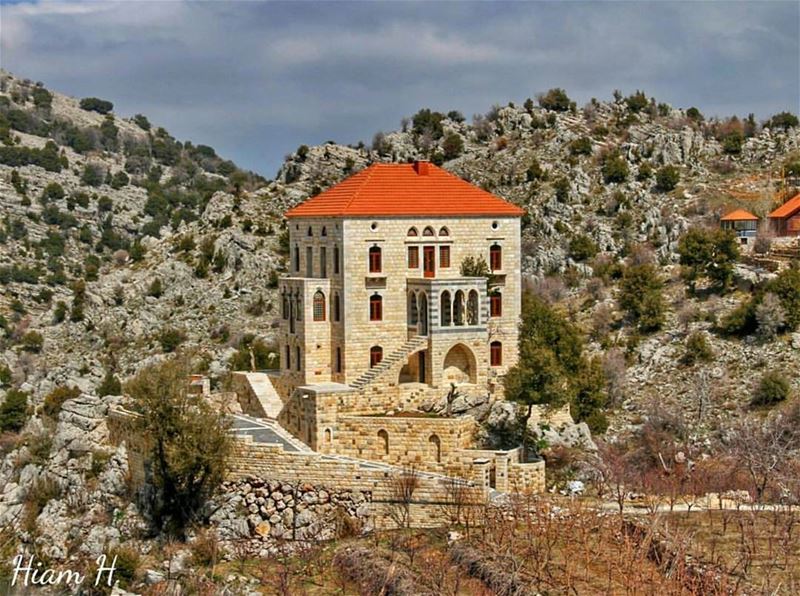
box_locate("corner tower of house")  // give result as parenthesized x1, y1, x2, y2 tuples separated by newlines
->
(277, 161, 525, 399)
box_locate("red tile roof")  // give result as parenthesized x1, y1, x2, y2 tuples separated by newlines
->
(720, 209, 759, 221)
(769, 193, 800, 219)
(285, 162, 525, 218)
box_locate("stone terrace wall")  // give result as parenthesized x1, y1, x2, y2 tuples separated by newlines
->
(332, 414, 477, 474)
(229, 438, 488, 528)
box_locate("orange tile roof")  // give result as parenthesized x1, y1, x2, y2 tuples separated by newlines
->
(284, 162, 525, 218)
(769, 193, 800, 219)
(720, 209, 759, 221)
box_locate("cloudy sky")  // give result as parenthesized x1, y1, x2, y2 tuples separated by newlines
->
(1, 1, 798, 176)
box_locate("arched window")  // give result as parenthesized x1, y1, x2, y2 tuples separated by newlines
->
(335, 347, 342, 373)
(453, 290, 465, 326)
(295, 345, 302, 370)
(295, 293, 302, 321)
(438, 227, 449, 236)
(407, 227, 418, 237)
(332, 293, 341, 322)
(285, 344, 291, 370)
(307, 226, 313, 237)
(320, 246, 327, 278)
(321, 226, 327, 237)
(429, 434, 441, 463)
(368, 246, 382, 273)
(490, 291, 502, 317)
(293, 245, 300, 272)
(467, 290, 479, 325)
(489, 244, 502, 272)
(324, 428, 332, 443)
(369, 294, 383, 321)
(306, 246, 313, 277)
(440, 291, 452, 327)
(313, 290, 326, 321)
(377, 429, 389, 455)
(370, 346, 383, 368)
(423, 226, 435, 237)
(282, 293, 289, 319)
(333, 245, 340, 274)
(408, 292, 418, 325)
(490, 341, 502, 366)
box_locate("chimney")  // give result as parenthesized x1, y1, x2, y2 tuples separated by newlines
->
(413, 160, 430, 176)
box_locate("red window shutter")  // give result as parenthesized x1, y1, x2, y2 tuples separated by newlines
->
(439, 246, 450, 268)
(408, 246, 419, 268)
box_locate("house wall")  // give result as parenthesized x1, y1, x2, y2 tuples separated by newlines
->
(338, 215, 521, 387)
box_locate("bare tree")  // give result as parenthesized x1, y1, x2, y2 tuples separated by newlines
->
(387, 467, 421, 529)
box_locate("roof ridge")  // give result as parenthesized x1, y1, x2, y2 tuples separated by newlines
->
(341, 163, 377, 216)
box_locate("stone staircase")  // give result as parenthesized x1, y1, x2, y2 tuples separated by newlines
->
(350, 336, 428, 391)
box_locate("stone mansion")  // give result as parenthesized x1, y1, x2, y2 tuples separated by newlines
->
(230, 161, 545, 495)
(276, 160, 523, 400)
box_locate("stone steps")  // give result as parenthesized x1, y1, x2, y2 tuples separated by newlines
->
(350, 336, 428, 390)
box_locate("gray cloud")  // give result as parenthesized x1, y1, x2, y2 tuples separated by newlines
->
(1, 0, 798, 175)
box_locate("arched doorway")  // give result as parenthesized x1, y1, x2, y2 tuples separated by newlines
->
(442, 343, 477, 384)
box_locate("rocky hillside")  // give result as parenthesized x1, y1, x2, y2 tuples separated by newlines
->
(0, 72, 798, 430)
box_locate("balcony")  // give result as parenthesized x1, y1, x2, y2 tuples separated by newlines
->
(406, 277, 488, 336)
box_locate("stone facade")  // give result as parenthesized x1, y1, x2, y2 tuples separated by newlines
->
(278, 214, 521, 395)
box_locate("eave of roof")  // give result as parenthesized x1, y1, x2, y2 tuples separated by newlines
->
(721, 209, 759, 221)
(769, 193, 800, 219)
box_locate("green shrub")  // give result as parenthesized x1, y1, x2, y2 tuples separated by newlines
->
(678, 227, 740, 293)
(766, 111, 798, 130)
(722, 132, 743, 155)
(81, 163, 105, 187)
(568, 234, 598, 262)
(619, 263, 665, 332)
(20, 331, 43, 353)
(98, 370, 122, 396)
(441, 132, 464, 160)
(110, 170, 129, 189)
(79, 97, 114, 114)
(625, 90, 648, 113)
(0, 142, 64, 172)
(0, 389, 29, 432)
(752, 371, 791, 406)
(686, 107, 703, 121)
(682, 332, 714, 365)
(39, 182, 65, 204)
(53, 301, 67, 324)
(655, 165, 680, 192)
(538, 88, 572, 112)
(31, 87, 53, 110)
(159, 327, 186, 353)
(602, 153, 628, 184)
(133, 114, 151, 131)
(148, 278, 162, 298)
(228, 335, 277, 371)
(0, 364, 11, 387)
(553, 177, 570, 202)
(569, 136, 592, 156)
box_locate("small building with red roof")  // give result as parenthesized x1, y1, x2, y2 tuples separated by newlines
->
(720, 208, 759, 245)
(768, 192, 800, 237)
(275, 160, 524, 412)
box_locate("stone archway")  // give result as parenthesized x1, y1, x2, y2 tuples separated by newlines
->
(442, 343, 477, 385)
